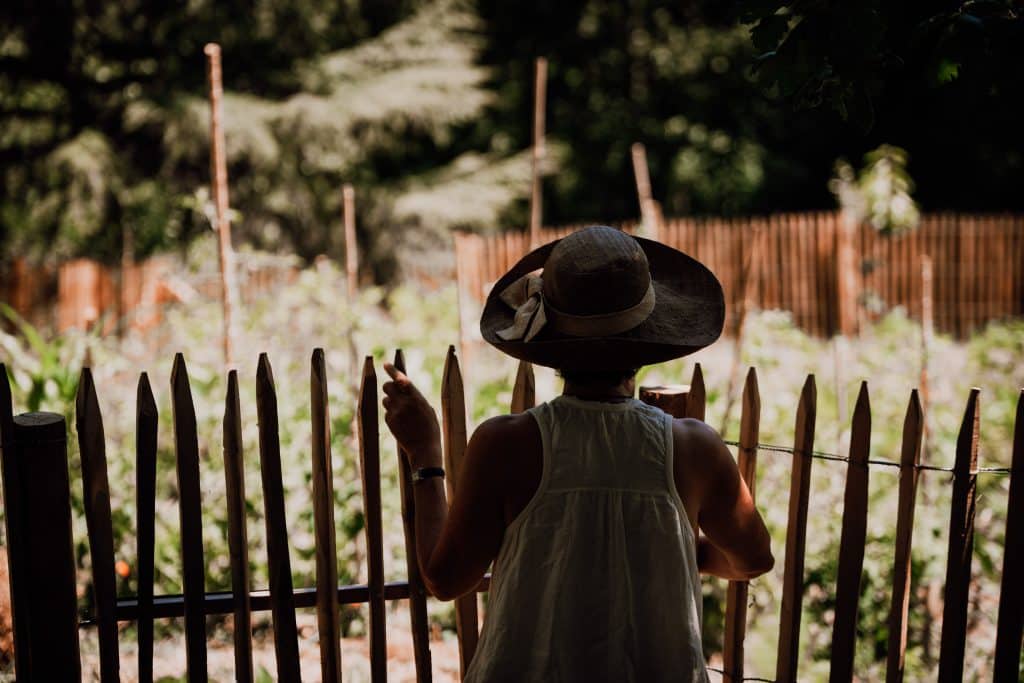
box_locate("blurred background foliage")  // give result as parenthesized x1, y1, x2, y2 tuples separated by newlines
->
(2, 0, 1022, 277)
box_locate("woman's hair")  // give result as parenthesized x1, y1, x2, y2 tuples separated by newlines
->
(557, 367, 639, 386)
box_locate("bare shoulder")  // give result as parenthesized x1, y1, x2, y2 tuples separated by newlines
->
(471, 412, 540, 447)
(671, 417, 734, 480)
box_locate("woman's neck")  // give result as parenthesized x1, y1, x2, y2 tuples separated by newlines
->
(562, 378, 636, 402)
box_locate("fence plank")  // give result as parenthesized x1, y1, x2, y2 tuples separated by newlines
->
(722, 368, 760, 681)
(136, 373, 158, 683)
(993, 390, 1024, 681)
(441, 346, 480, 677)
(6, 412, 81, 678)
(776, 375, 817, 683)
(223, 370, 254, 683)
(885, 390, 924, 683)
(394, 349, 434, 682)
(830, 382, 872, 682)
(686, 363, 706, 421)
(311, 349, 343, 682)
(510, 359, 535, 413)
(170, 353, 208, 681)
(0, 363, 32, 680)
(255, 353, 302, 681)
(358, 357, 388, 682)
(938, 388, 980, 683)
(76, 368, 120, 681)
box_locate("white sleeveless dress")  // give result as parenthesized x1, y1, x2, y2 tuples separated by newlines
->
(463, 395, 709, 682)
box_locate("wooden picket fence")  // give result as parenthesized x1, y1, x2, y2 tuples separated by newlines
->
(454, 212, 1024, 340)
(0, 351, 1021, 681)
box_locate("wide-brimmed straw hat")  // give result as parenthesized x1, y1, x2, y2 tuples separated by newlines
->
(480, 225, 724, 371)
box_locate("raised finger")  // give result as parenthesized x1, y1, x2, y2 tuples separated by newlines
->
(383, 362, 411, 385)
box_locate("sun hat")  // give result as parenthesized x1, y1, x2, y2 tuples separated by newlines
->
(480, 225, 725, 371)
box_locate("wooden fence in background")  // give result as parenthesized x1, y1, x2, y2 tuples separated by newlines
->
(1, 256, 299, 334)
(455, 212, 1024, 340)
(0, 350, 1021, 681)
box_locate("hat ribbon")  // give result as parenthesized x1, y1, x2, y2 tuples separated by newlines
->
(495, 274, 656, 342)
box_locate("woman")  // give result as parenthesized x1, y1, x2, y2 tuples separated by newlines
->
(383, 226, 773, 682)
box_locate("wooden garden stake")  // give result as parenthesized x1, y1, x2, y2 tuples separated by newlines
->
(344, 184, 358, 296)
(776, 375, 816, 683)
(529, 57, 548, 249)
(631, 142, 658, 239)
(830, 382, 872, 682)
(884, 390, 923, 683)
(938, 389, 980, 682)
(441, 347, 479, 676)
(204, 43, 237, 369)
(993, 390, 1024, 680)
(358, 357, 388, 681)
(722, 368, 760, 681)
(394, 350, 434, 681)
(170, 354, 209, 681)
(76, 368, 120, 680)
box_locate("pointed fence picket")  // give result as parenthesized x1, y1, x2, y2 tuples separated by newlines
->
(0, 352, 1020, 682)
(170, 354, 208, 680)
(136, 373, 159, 683)
(721, 368, 760, 681)
(776, 375, 816, 683)
(441, 347, 479, 677)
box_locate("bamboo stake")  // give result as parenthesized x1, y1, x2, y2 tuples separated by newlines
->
(722, 368, 760, 681)
(529, 57, 548, 249)
(441, 347, 479, 676)
(884, 391, 923, 683)
(204, 43, 237, 369)
(631, 142, 657, 239)
(830, 382, 872, 682)
(343, 184, 358, 296)
(776, 375, 816, 683)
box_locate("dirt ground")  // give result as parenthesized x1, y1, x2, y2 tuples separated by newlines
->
(79, 607, 463, 682)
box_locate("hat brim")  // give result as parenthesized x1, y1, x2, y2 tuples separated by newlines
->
(480, 233, 725, 370)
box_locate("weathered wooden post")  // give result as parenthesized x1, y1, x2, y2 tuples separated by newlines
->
(204, 43, 237, 369)
(529, 56, 548, 249)
(0, 404, 81, 680)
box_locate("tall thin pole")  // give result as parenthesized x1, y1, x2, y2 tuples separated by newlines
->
(343, 184, 358, 296)
(529, 57, 548, 249)
(205, 43, 236, 369)
(630, 142, 658, 239)
(920, 254, 933, 456)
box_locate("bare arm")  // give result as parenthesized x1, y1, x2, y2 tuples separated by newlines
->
(674, 418, 774, 580)
(382, 364, 507, 600)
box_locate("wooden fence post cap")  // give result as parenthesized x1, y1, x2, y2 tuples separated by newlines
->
(639, 384, 690, 395)
(12, 412, 65, 439)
